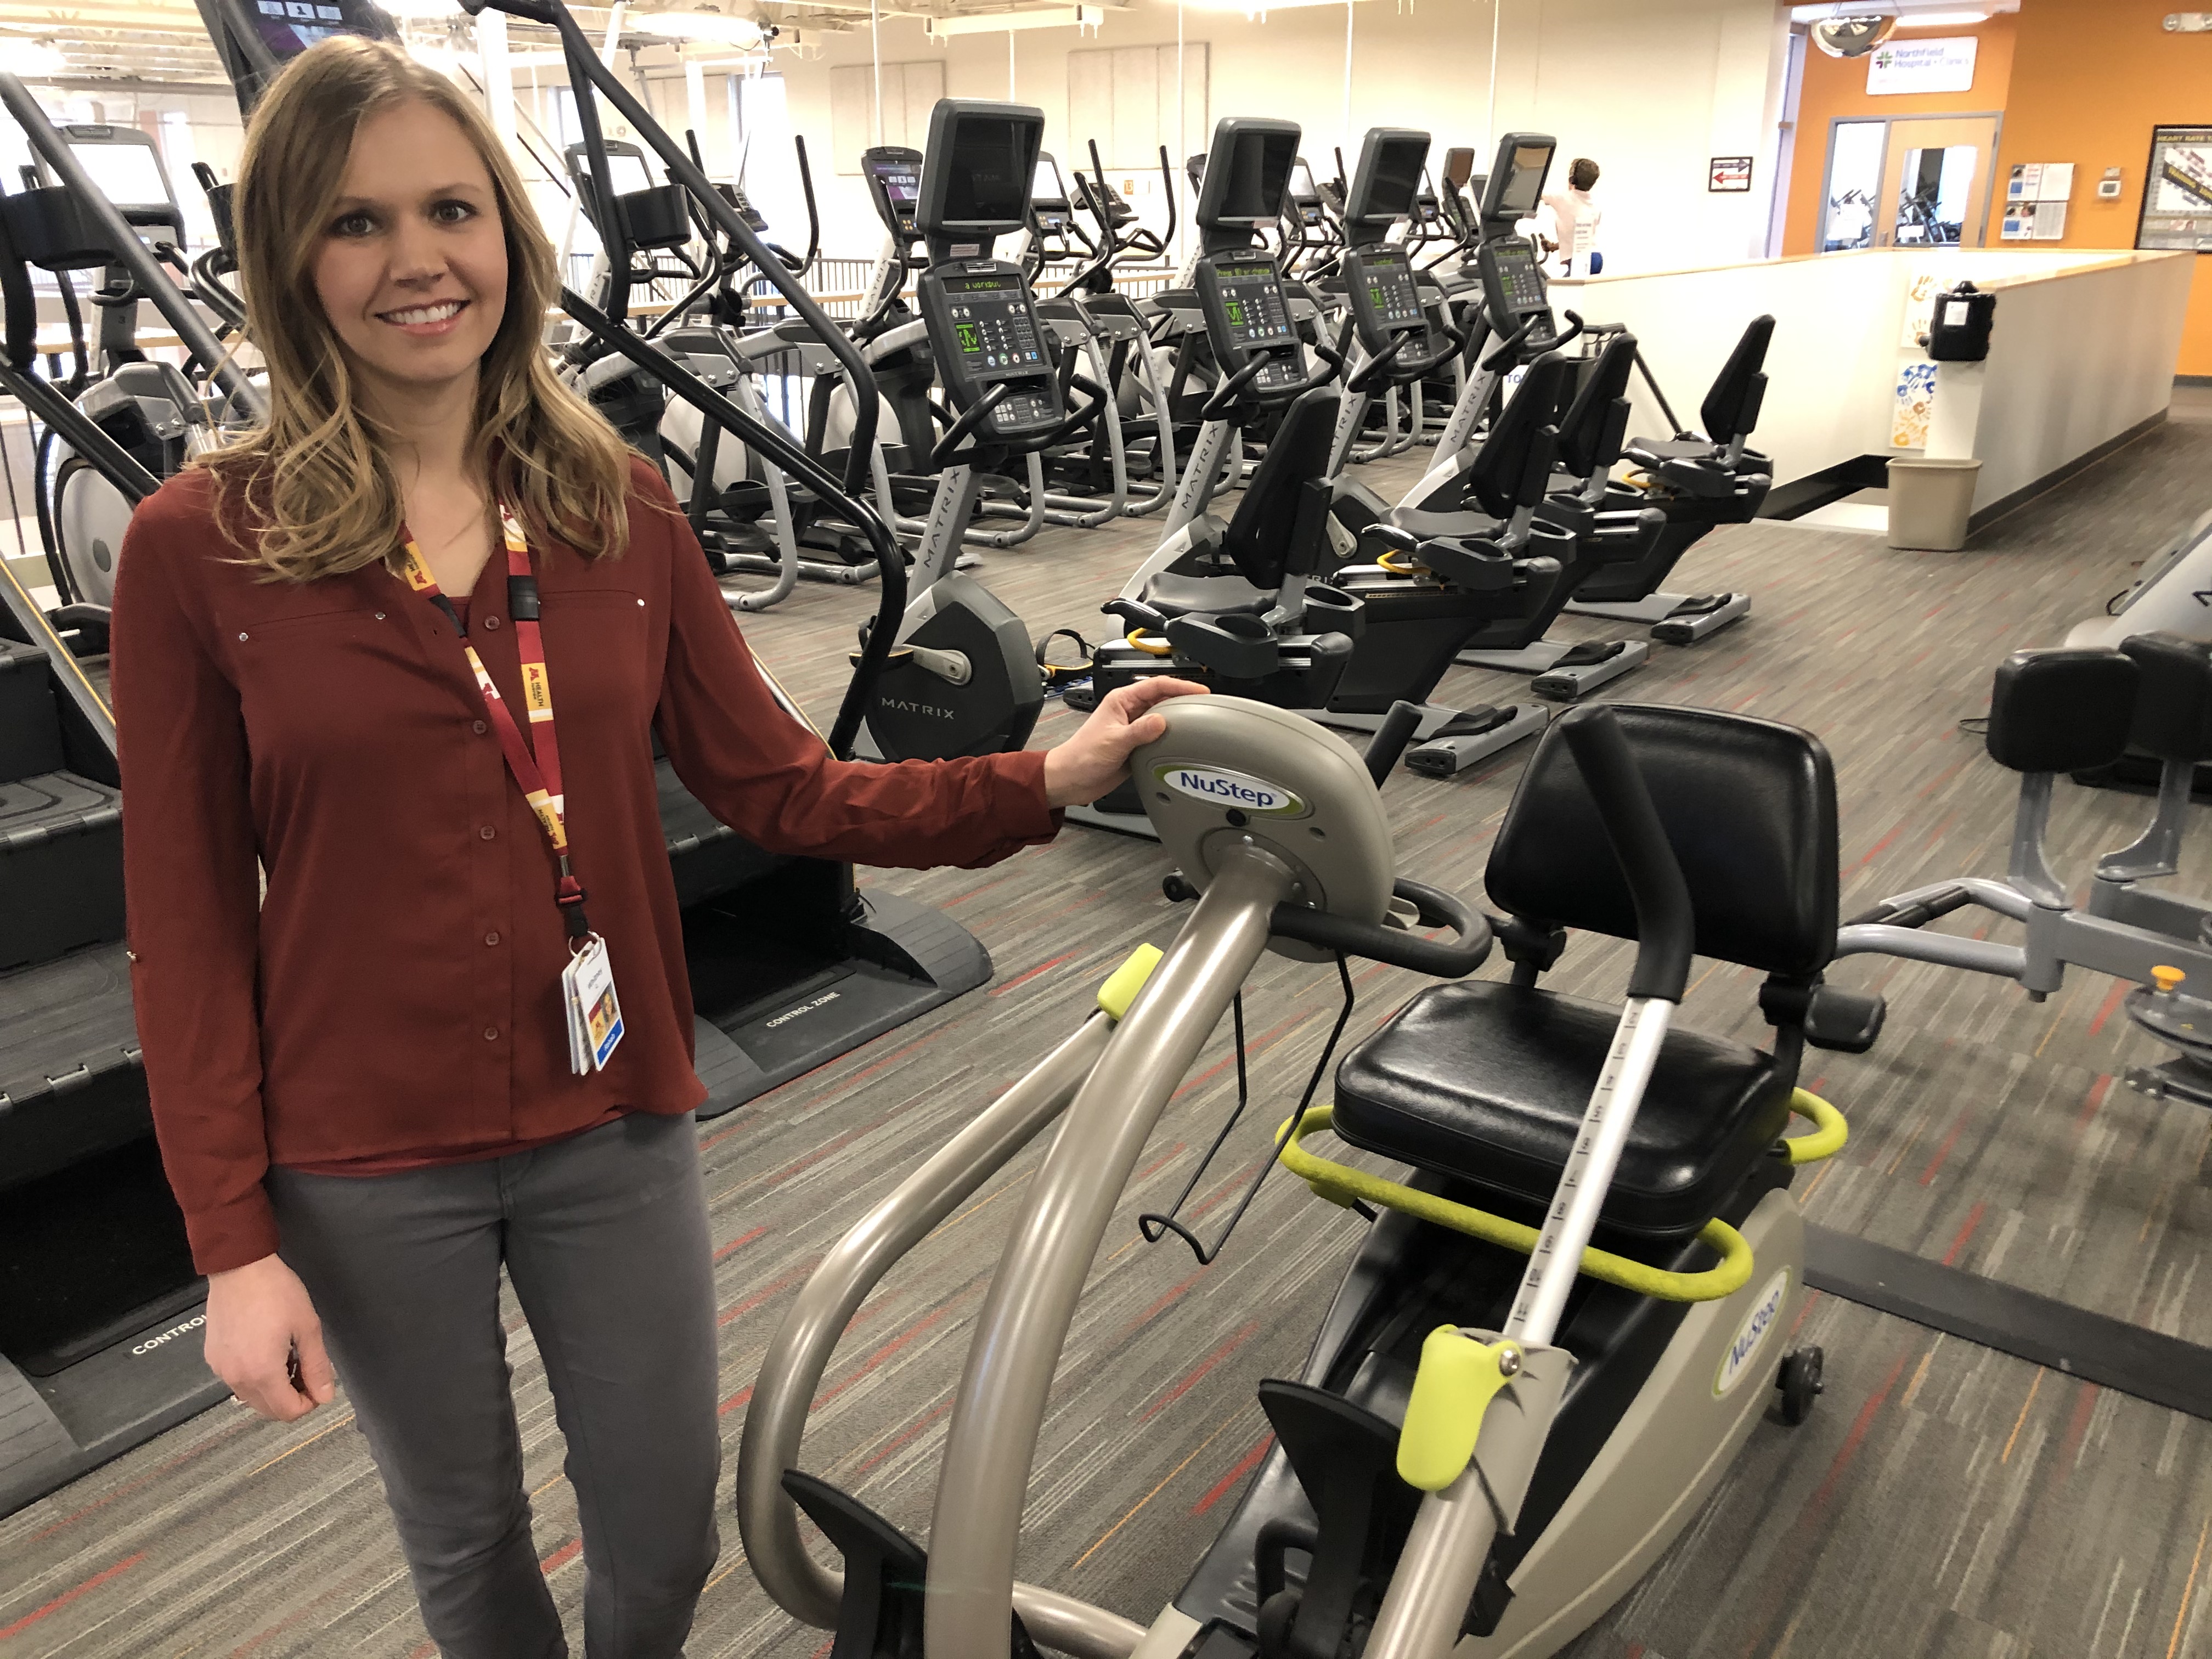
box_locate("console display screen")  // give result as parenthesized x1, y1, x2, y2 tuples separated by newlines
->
(1483, 236, 1548, 315)
(252, 0, 387, 58)
(1211, 130, 1294, 224)
(65, 138, 174, 221)
(867, 155, 921, 233)
(605, 153, 653, 197)
(940, 118, 1030, 227)
(944, 275, 1044, 381)
(1211, 259, 1300, 390)
(1355, 139, 1424, 222)
(1032, 156, 1069, 205)
(1492, 143, 1549, 219)
(1360, 251, 1425, 334)
(1214, 261, 1294, 346)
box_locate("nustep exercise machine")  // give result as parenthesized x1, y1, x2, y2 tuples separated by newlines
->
(738, 694, 1876, 1659)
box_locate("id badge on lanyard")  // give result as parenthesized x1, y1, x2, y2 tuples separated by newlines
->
(397, 505, 623, 1076)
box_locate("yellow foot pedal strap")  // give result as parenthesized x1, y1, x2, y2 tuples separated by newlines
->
(1399, 1328, 1522, 1492)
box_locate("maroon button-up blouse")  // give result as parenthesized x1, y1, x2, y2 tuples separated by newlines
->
(111, 459, 1056, 1274)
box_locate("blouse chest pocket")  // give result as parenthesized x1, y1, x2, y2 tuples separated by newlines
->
(225, 606, 417, 763)
(228, 606, 393, 653)
(538, 589, 657, 722)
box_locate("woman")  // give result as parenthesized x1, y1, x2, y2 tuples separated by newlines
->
(110, 38, 1197, 1659)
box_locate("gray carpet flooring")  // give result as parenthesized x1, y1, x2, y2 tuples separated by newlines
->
(5, 394, 2212, 1658)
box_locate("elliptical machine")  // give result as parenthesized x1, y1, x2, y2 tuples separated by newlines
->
(854, 99, 1105, 765)
(8, 122, 261, 635)
(1076, 119, 1562, 795)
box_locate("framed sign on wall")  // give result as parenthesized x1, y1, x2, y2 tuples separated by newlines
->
(1709, 156, 1752, 193)
(2138, 126, 2212, 251)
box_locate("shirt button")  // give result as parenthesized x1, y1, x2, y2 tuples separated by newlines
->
(479, 825, 496, 840)
(472, 719, 488, 735)
(484, 931, 500, 946)
(484, 1026, 500, 1042)
(483, 615, 502, 630)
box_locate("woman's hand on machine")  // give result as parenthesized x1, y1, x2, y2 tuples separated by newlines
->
(1043, 678, 1209, 806)
(204, 1252, 337, 1423)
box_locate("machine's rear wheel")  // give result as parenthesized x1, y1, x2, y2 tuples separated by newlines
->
(1777, 1346, 1824, 1425)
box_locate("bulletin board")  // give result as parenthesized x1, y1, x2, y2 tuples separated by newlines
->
(2138, 126, 2212, 252)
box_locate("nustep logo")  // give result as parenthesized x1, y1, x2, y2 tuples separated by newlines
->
(1713, 1268, 1791, 1398)
(1154, 763, 1307, 818)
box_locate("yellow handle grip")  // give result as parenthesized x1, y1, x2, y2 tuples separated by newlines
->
(1398, 1327, 1522, 1492)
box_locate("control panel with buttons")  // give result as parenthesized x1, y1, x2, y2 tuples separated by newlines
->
(918, 258, 1065, 443)
(1197, 256, 1305, 395)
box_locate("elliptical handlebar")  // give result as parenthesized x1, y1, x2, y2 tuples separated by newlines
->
(1555, 705, 1695, 1003)
(464, 0, 879, 497)
(792, 134, 820, 275)
(1196, 352, 1273, 421)
(555, 283, 907, 761)
(1197, 340, 1342, 422)
(1479, 311, 1543, 373)
(928, 382, 1012, 471)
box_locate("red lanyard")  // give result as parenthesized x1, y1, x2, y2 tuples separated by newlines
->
(396, 504, 591, 941)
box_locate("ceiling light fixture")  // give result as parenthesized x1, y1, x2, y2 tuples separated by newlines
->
(635, 8, 767, 44)
(923, 4, 1102, 37)
(0, 38, 67, 78)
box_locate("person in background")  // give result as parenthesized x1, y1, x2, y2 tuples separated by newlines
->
(1538, 157, 1604, 279)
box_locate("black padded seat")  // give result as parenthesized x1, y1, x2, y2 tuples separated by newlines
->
(1625, 437, 1712, 463)
(1332, 980, 1791, 1240)
(1138, 573, 1277, 620)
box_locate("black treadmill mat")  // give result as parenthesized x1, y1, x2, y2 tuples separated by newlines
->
(0, 1136, 199, 1375)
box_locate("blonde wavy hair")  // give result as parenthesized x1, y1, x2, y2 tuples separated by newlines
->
(202, 36, 634, 577)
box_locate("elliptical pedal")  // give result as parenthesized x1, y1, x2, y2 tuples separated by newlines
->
(1402, 701, 1549, 777)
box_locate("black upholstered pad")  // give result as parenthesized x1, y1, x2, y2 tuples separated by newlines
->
(1488, 703, 1838, 979)
(1332, 981, 1792, 1240)
(1136, 572, 1277, 619)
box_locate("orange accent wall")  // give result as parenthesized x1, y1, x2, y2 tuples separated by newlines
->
(1995, 0, 2212, 374)
(1781, 15, 2017, 257)
(1781, 2, 2212, 374)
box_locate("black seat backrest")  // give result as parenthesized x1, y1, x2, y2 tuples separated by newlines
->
(1699, 314, 1774, 443)
(1468, 352, 1573, 520)
(2119, 633, 2212, 763)
(1985, 647, 2138, 774)
(1553, 333, 1637, 482)
(1221, 386, 1339, 587)
(1487, 703, 1838, 978)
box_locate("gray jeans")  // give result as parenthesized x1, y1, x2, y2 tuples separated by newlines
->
(267, 1110, 720, 1659)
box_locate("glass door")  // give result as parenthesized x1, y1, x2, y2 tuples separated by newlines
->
(1819, 114, 2001, 252)
(1877, 115, 1999, 249)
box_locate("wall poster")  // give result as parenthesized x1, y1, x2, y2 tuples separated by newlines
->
(2138, 126, 2212, 251)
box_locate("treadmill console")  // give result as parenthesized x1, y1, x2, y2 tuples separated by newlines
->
(1344, 246, 1430, 353)
(917, 262, 1065, 439)
(863, 147, 925, 243)
(1476, 234, 1559, 352)
(1197, 257, 1303, 394)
